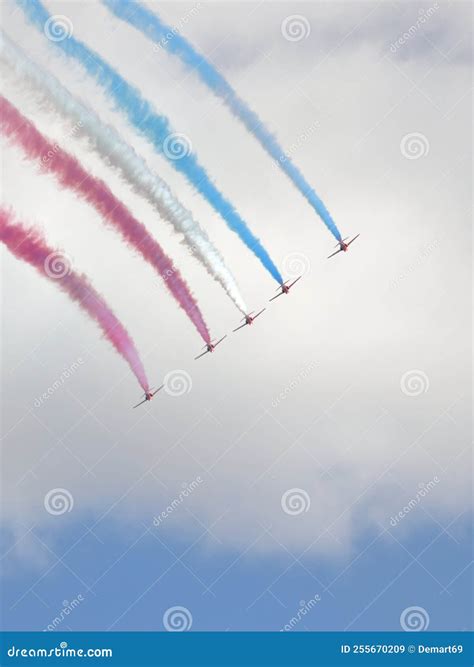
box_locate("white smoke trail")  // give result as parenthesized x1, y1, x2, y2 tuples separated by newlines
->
(0, 33, 247, 314)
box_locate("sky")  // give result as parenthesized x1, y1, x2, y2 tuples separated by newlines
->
(0, 0, 472, 633)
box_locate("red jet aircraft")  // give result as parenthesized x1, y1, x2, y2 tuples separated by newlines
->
(133, 384, 165, 408)
(195, 335, 227, 360)
(269, 276, 302, 302)
(233, 308, 266, 332)
(327, 234, 360, 259)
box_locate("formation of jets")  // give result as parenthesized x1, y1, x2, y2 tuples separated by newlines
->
(133, 234, 359, 407)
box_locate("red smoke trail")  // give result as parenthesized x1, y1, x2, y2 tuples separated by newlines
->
(0, 95, 211, 344)
(0, 208, 149, 392)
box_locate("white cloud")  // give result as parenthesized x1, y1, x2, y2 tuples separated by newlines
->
(1, 0, 471, 562)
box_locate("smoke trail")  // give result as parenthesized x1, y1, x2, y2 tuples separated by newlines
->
(0, 208, 149, 391)
(16, 0, 283, 284)
(0, 33, 247, 314)
(0, 95, 211, 344)
(104, 0, 343, 243)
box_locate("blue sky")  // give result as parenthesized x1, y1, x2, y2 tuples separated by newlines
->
(1, 507, 471, 631)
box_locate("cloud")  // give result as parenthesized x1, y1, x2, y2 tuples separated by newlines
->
(1, 0, 471, 566)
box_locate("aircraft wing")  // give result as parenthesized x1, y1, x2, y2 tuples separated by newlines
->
(347, 233, 360, 246)
(151, 384, 165, 397)
(269, 291, 284, 302)
(233, 322, 248, 332)
(215, 335, 227, 347)
(194, 349, 210, 360)
(327, 248, 343, 259)
(288, 277, 301, 289)
(254, 308, 266, 319)
(132, 397, 148, 409)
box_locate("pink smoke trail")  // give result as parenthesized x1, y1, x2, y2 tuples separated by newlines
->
(0, 95, 211, 344)
(0, 207, 149, 392)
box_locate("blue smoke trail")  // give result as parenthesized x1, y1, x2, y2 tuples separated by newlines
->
(103, 0, 343, 243)
(16, 0, 283, 284)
